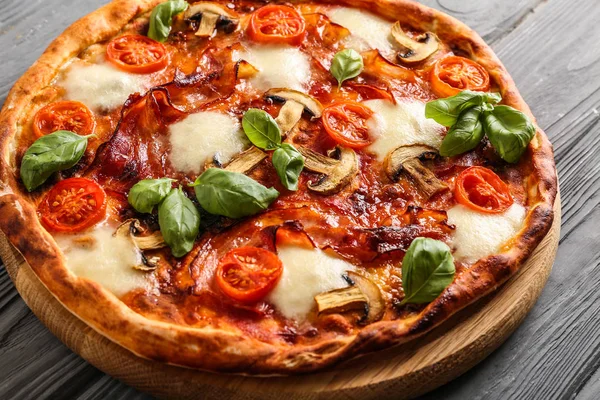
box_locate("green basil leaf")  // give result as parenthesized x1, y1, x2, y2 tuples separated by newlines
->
(400, 237, 455, 305)
(330, 49, 363, 88)
(20, 130, 89, 192)
(483, 105, 536, 163)
(439, 106, 485, 157)
(425, 90, 502, 127)
(242, 108, 282, 150)
(193, 168, 279, 219)
(128, 178, 175, 214)
(272, 143, 304, 191)
(158, 187, 200, 258)
(148, 0, 189, 43)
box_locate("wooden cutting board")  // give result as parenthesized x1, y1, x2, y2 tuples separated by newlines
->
(0, 196, 560, 400)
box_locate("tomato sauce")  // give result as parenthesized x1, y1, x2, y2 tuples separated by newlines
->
(17, 1, 530, 346)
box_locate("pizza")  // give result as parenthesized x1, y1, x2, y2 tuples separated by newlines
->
(0, 0, 557, 374)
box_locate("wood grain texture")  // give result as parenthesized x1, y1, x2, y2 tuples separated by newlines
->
(0, 196, 560, 400)
(0, 0, 596, 399)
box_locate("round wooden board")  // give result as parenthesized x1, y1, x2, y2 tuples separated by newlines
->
(0, 195, 560, 400)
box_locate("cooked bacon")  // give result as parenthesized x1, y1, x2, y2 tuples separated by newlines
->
(90, 88, 184, 191)
(88, 63, 243, 192)
(345, 82, 396, 103)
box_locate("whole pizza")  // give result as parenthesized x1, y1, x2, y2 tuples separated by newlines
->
(0, 0, 557, 374)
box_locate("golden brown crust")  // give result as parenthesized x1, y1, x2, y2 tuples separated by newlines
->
(0, 0, 557, 374)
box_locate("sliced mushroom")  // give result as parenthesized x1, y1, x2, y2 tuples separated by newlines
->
(347, 271, 385, 323)
(299, 146, 358, 195)
(115, 219, 167, 250)
(133, 256, 161, 271)
(385, 145, 448, 199)
(114, 219, 166, 271)
(264, 88, 323, 134)
(224, 146, 267, 174)
(315, 272, 385, 323)
(391, 22, 440, 64)
(315, 286, 368, 315)
(133, 232, 167, 250)
(185, 2, 239, 38)
(235, 60, 259, 80)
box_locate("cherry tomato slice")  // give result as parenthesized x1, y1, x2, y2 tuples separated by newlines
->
(106, 35, 168, 74)
(39, 178, 107, 233)
(248, 5, 306, 45)
(33, 101, 95, 138)
(322, 101, 374, 149)
(215, 247, 283, 303)
(431, 56, 491, 98)
(454, 166, 513, 213)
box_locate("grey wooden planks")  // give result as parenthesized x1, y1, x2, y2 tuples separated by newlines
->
(0, 0, 599, 399)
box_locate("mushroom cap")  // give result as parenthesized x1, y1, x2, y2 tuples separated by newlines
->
(300, 146, 358, 195)
(114, 219, 166, 271)
(115, 219, 166, 251)
(385, 144, 448, 199)
(224, 146, 267, 174)
(265, 88, 323, 118)
(391, 22, 440, 64)
(385, 144, 438, 180)
(184, 2, 238, 20)
(347, 271, 385, 323)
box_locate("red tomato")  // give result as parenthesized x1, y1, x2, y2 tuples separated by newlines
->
(247, 5, 306, 45)
(33, 101, 95, 137)
(39, 178, 107, 232)
(431, 56, 490, 98)
(215, 247, 283, 303)
(106, 35, 168, 74)
(454, 166, 513, 213)
(322, 101, 374, 149)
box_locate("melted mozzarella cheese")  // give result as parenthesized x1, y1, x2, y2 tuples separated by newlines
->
(61, 63, 149, 110)
(267, 246, 355, 321)
(234, 45, 311, 91)
(365, 99, 445, 160)
(447, 203, 527, 263)
(326, 7, 395, 55)
(55, 226, 152, 296)
(168, 111, 247, 174)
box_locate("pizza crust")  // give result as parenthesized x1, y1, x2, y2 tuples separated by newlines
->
(0, 0, 557, 374)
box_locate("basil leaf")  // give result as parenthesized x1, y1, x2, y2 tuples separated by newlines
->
(483, 105, 536, 163)
(400, 237, 455, 305)
(148, 0, 189, 43)
(242, 109, 282, 150)
(439, 106, 485, 157)
(128, 178, 175, 214)
(158, 187, 200, 257)
(193, 168, 279, 219)
(425, 90, 502, 127)
(330, 49, 363, 88)
(272, 143, 304, 191)
(20, 130, 88, 192)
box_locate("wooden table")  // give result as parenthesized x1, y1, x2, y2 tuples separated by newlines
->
(0, 0, 597, 399)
